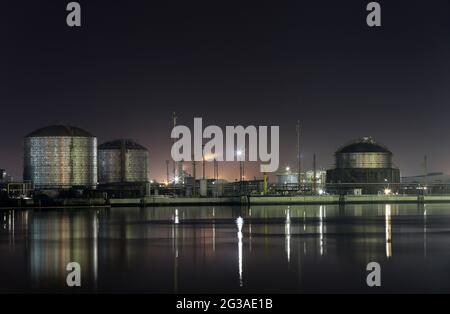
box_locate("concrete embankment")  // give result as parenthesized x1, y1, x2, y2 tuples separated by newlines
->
(249, 195, 450, 205)
(248, 195, 339, 205)
(109, 194, 450, 206)
(109, 196, 243, 206)
(0, 198, 109, 209)
(4, 195, 450, 209)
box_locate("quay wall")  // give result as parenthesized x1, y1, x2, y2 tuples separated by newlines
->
(5, 195, 450, 209)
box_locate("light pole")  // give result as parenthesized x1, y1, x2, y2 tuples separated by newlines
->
(192, 155, 196, 197)
(214, 159, 219, 180)
(165, 160, 170, 185)
(237, 150, 244, 181)
(202, 144, 206, 180)
(296, 120, 301, 192)
(237, 150, 244, 194)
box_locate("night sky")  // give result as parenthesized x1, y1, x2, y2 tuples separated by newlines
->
(2, 0, 450, 182)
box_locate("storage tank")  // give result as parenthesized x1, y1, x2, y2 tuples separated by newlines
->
(98, 139, 148, 183)
(276, 168, 298, 184)
(335, 137, 392, 169)
(24, 125, 97, 189)
(326, 137, 400, 194)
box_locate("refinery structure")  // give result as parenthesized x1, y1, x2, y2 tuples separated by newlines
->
(0, 119, 446, 207)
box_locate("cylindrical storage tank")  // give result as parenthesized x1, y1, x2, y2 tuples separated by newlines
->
(326, 137, 400, 194)
(335, 137, 392, 169)
(23, 125, 97, 189)
(98, 139, 148, 183)
(276, 173, 298, 184)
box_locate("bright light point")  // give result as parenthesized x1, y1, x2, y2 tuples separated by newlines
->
(236, 150, 242, 156)
(174, 176, 179, 183)
(318, 189, 324, 195)
(286, 167, 290, 171)
(204, 153, 215, 161)
(236, 216, 244, 232)
(384, 188, 391, 195)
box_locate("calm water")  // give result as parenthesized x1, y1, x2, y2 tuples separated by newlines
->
(1, 204, 450, 293)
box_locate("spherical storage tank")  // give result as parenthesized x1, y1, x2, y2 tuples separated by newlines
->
(98, 139, 148, 183)
(23, 125, 97, 189)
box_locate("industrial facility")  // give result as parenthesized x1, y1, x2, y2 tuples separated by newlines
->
(1, 122, 435, 207)
(97, 139, 150, 198)
(23, 125, 98, 189)
(326, 137, 400, 194)
(275, 167, 327, 193)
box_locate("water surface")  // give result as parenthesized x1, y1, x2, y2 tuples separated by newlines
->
(1, 204, 450, 293)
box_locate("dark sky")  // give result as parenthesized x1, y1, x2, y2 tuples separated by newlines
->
(2, 0, 450, 181)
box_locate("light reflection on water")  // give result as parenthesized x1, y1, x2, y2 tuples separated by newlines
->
(1, 203, 450, 293)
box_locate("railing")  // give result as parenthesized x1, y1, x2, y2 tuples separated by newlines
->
(158, 181, 450, 197)
(271, 182, 450, 196)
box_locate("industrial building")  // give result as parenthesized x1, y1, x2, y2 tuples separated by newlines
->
(97, 139, 150, 198)
(23, 125, 97, 189)
(326, 137, 400, 194)
(181, 177, 228, 197)
(275, 167, 326, 193)
(1, 168, 34, 201)
(401, 172, 450, 194)
(402, 172, 450, 184)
